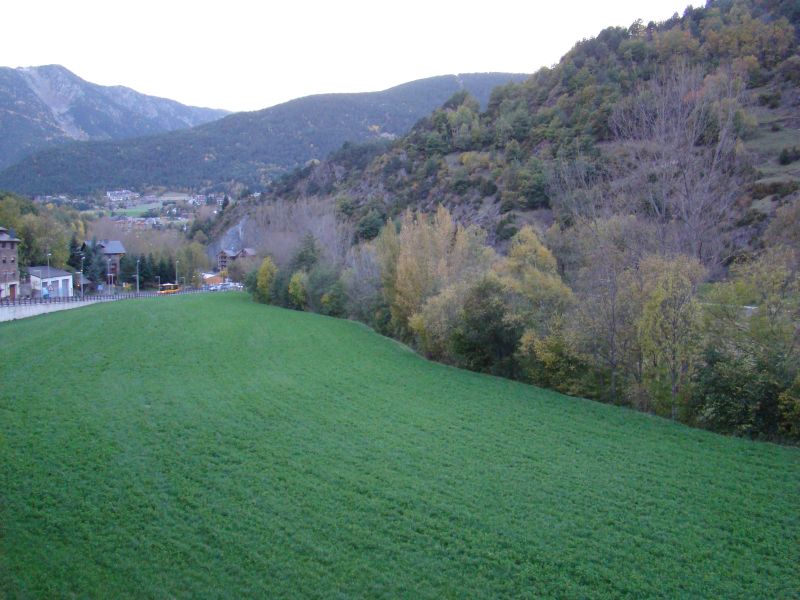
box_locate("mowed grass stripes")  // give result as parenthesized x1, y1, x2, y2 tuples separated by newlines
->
(1, 293, 798, 598)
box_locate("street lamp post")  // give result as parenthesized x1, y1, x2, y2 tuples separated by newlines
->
(175, 259, 179, 286)
(155, 275, 160, 291)
(136, 258, 140, 295)
(46, 251, 52, 299)
(80, 254, 84, 299)
(107, 257, 111, 294)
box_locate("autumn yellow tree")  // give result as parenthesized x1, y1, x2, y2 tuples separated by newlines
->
(385, 205, 495, 340)
(638, 254, 706, 420)
(288, 271, 308, 310)
(255, 256, 278, 304)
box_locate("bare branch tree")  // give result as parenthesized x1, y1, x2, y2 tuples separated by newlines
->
(610, 63, 747, 269)
(244, 197, 354, 267)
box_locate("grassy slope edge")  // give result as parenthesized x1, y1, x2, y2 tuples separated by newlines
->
(1, 294, 798, 598)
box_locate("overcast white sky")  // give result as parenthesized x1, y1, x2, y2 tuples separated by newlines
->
(6, 0, 694, 112)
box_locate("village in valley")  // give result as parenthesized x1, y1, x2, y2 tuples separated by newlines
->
(2, 1, 800, 597)
(36, 188, 232, 232)
(0, 188, 251, 304)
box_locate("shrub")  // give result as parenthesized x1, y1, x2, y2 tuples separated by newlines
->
(517, 325, 590, 396)
(495, 216, 518, 241)
(692, 349, 785, 438)
(356, 210, 385, 241)
(778, 146, 800, 165)
(757, 90, 781, 109)
(409, 285, 465, 363)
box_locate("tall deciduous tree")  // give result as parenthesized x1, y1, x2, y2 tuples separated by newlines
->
(497, 226, 573, 336)
(611, 64, 745, 269)
(568, 216, 657, 404)
(638, 254, 706, 420)
(288, 271, 309, 310)
(451, 274, 523, 378)
(255, 257, 278, 304)
(382, 206, 497, 341)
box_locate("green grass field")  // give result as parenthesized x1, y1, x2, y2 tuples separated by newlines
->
(1, 294, 798, 598)
(114, 201, 162, 217)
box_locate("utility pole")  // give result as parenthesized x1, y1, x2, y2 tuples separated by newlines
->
(136, 258, 140, 294)
(46, 251, 52, 298)
(80, 254, 84, 299)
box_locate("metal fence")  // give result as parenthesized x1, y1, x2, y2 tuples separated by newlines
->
(0, 286, 221, 307)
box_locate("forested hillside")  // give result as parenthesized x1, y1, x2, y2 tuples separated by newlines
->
(215, 0, 800, 441)
(0, 73, 526, 195)
(0, 65, 227, 170)
(242, 0, 799, 249)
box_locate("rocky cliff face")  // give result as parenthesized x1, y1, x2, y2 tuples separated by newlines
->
(0, 64, 228, 169)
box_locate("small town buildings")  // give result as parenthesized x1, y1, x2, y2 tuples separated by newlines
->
(106, 190, 139, 205)
(0, 225, 21, 300)
(82, 240, 126, 285)
(217, 248, 256, 272)
(29, 267, 74, 298)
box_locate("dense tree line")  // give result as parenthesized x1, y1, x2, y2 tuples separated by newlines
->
(0, 193, 210, 290)
(263, 0, 797, 250)
(245, 204, 799, 443)
(0, 193, 86, 271)
(236, 0, 800, 442)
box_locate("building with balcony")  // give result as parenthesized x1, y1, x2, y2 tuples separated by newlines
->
(217, 247, 256, 272)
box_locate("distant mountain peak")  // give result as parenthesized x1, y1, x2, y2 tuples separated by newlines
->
(0, 64, 229, 170)
(0, 72, 528, 195)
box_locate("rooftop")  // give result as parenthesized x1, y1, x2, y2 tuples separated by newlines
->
(0, 226, 21, 243)
(83, 239, 126, 255)
(28, 266, 74, 280)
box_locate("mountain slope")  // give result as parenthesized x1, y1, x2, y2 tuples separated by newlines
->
(0, 73, 527, 195)
(0, 65, 228, 170)
(1, 293, 797, 597)
(218, 0, 800, 255)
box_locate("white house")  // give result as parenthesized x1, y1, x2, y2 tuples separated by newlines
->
(29, 267, 74, 298)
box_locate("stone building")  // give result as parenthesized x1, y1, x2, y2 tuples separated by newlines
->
(0, 226, 21, 300)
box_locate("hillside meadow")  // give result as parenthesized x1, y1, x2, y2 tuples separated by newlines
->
(1, 293, 798, 598)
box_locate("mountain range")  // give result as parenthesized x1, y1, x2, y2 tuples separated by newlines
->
(0, 64, 228, 171)
(0, 72, 527, 195)
(215, 0, 800, 258)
